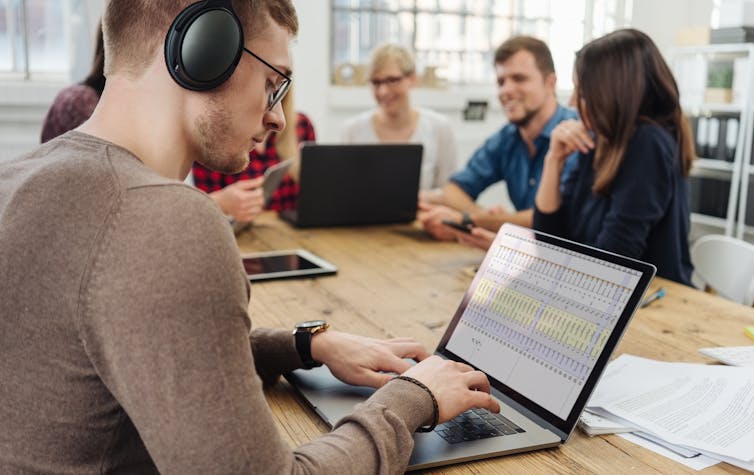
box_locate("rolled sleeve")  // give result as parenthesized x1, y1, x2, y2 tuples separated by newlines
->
(450, 131, 510, 200)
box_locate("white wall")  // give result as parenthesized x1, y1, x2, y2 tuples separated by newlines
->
(630, 0, 714, 54)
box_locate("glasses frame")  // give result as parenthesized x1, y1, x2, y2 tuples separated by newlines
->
(243, 47, 292, 111)
(369, 74, 408, 88)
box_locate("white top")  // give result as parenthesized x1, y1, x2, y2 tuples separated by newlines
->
(340, 107, 458, 190)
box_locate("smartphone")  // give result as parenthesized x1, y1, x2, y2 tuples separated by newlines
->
(262, 159, 294, 205)
(441, 219, 473, 234)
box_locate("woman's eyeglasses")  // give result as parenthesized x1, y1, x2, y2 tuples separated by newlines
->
(243, 47, 292, 111)
(369, 75, 407, 88)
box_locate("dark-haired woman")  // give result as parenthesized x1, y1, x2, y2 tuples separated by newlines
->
(534, 28, 694, 285)
(41, 23, 105, 143)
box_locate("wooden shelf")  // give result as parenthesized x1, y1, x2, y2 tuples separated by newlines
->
(672, 43, 754, 56)
(691, 213, 728, 228)
(683, 103, 743, 114)
(693, 159, 736, 172)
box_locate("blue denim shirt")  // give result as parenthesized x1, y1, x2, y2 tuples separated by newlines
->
(450, 104, 578, 210)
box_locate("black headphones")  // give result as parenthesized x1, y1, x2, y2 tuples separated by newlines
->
(164, 0, 244, 91)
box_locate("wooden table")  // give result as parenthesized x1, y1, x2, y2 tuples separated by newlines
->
(238, 212, 754, 474)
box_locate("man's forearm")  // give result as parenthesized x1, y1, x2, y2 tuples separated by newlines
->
(471, 208, 533, 232)
(441, 182, 484, 213)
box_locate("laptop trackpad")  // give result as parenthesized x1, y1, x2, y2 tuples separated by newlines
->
(286, 367, 376, 424)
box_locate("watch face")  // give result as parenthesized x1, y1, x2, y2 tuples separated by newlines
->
(296, 319, 327, 329)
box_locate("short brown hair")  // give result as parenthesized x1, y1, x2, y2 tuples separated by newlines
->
(103, 0, 298, 76)
(493, 36, 554, 76)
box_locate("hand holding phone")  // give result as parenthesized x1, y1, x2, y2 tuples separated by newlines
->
(441, 219, 473, 234)
(262, 159, 294, 205)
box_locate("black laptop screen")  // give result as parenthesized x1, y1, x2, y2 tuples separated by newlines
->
(437, 224, 655, 437)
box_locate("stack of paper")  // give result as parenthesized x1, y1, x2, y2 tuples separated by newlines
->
(578, 409, 634, 436)
(699, 345, 754, 366)
(585, 354, 754, 471)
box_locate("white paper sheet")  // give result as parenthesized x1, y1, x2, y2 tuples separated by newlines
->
(618, 433, 719, 471)
(699, 346, 754, 366)
(589, 354, 754, 462)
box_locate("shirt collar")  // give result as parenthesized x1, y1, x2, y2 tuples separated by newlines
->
(539, 104, 575, 139)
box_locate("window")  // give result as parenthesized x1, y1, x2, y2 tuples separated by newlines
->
(0, 0, 69, 79)
(331, 0, 632, 88)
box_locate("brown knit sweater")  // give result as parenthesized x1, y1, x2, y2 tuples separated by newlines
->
(0, 132, 433, 474)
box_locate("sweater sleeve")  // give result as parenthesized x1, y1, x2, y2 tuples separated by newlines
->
(340, 114, 366, 143)
(593, 126, 675, 258)
(80, 183, 430, 474)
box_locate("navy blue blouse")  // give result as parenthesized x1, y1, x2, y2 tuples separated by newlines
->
(533, 123, 693, 285)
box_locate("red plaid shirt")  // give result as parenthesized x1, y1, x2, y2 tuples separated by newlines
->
(192, 112, 316, 211)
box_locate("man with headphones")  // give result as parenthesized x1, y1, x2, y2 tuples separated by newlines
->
(0, 1, 498, 473)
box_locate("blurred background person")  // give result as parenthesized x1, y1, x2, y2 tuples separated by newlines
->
(192, 87, 316, 224)
(448, 30, 695, 288)
(417, 36, 576, 241)
(534, 29, 693, 285)
(40, 22, 104, 143)
(341, 43, 457, 194)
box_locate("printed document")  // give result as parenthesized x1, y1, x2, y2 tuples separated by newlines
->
(588, 354, 754, 462)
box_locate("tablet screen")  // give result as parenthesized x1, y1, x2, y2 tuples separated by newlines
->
(242, 249, 337, 281)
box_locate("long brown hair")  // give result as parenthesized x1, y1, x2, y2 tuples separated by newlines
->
(574, 28, 694, 194)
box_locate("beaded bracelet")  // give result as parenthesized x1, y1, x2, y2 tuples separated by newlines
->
(393, 375, 439, 433)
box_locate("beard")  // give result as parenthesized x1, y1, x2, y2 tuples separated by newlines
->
(193, 98, 250, 175)
(508, 106, 541, 128)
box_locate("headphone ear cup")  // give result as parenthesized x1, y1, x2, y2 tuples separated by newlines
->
(165, 1, 244, 91)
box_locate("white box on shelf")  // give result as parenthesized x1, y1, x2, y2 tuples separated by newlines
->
(676, 55, 707, 108)
(719, 0, 754, 27)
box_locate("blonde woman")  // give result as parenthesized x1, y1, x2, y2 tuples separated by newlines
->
(341, 43, 457, 192)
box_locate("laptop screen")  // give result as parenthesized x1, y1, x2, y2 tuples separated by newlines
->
(438, 224, 655, 436)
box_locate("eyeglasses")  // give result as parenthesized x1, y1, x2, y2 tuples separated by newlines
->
(243, 47, 292, 111)
(369, 75, 407, 88)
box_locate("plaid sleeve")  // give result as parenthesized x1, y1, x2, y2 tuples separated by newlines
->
(194, 113, 316, 209)
(297, 112, 316, 142)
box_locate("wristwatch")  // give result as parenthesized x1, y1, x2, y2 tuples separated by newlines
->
(460, 211, 475, 228)
(293, 320, 330, 369)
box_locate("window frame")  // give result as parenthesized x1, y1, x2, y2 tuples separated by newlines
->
(0, 0, 73, 82)
(330, 0, 632, 88)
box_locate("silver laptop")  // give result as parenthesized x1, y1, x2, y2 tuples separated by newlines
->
(285, 223, 656, 471)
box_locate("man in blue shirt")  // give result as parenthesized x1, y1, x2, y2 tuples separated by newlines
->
(419, 36, 577, 240)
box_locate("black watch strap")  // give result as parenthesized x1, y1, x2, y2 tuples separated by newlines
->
(294, 330, 321, 369)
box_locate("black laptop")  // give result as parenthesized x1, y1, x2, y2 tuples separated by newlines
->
(279, 143, 423, 227)
(285, 223, 656, 471)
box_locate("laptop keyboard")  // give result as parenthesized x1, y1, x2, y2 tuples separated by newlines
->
(434, 408, 525, 444)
